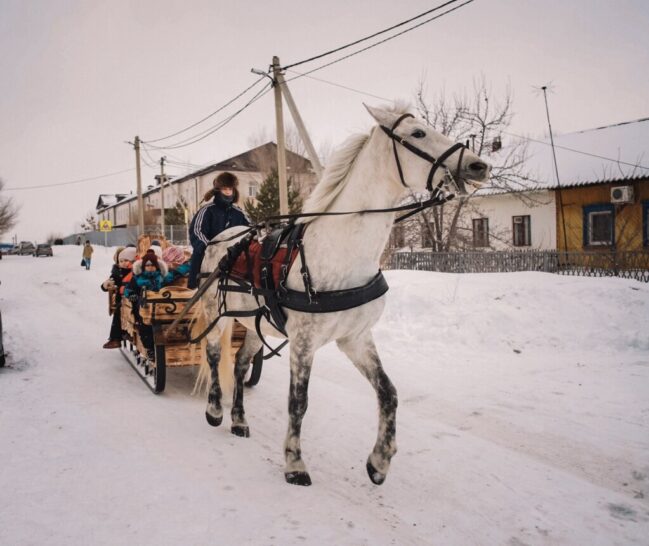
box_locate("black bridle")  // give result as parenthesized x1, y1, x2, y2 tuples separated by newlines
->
(380, 113, 467, 195)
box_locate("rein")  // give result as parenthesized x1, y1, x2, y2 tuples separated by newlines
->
(170, 115, 471, 345)
(205, 114, 468, 240)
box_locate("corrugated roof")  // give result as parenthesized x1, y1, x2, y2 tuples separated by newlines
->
(475, 118, 649, 196)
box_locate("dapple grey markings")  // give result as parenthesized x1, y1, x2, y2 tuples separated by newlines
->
(337, 332, 397, 485)
(283, 330, 315, 486)
(195, 104, 491, 485)
(205, 341, 224, 427)
(230, 330, 263, 438)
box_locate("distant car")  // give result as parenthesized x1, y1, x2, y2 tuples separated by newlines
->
(17, 242, 36, 255)
(0, 243, 13, 256)
(33, 243, 53, 257)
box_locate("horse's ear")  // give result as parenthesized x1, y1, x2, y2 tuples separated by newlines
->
(364, 104, 395, 127)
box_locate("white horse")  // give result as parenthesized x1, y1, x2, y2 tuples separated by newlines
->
(196, 104, 491, 486)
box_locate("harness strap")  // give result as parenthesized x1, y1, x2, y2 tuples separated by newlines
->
(280, 271, 388, 313)
(389, 113, 414, 188)
(254, 311, 289, 359)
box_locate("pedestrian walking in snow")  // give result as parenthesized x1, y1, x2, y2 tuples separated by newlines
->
(82, 241, 94, 270)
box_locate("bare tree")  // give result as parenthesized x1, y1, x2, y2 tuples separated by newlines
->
(0, 178, 19, 237)
(80, 212, 98, 232)
(398, 76, 538, 252)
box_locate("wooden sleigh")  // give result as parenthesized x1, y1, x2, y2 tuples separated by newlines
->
(112, 281, 262, 394)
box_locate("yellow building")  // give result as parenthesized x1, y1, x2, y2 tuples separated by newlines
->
(556, 176, 649, 251)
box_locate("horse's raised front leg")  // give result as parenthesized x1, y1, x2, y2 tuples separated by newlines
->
(337, 331, 398, 485)
(204, 335, 224, 427)
(230, 329, 262, 438)
(284, 337, 315, 486)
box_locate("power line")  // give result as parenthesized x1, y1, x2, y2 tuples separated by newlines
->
(285, 69, 392, 102)
(284, 0, 475, 84)
(142, 76, 267, 143)
(282, 0, 461, 71)
(138, 1, 473, 154)
(6, 168, 135, 191)
(503, 130, 649, 171)
(570, 116, 649, 135)
(290, 68, 649, 172)
(144, 82, 273, 150)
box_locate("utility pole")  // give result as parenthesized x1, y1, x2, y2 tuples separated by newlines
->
(273, 68, 324, 181)
(159, 156, 166, 238)
(272, 56, 289, 215)
(541, 86, 569, 256)
(133, 136, 145, 235)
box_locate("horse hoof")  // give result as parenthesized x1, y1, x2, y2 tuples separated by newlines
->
(366, 460, 386, 485)
(205, 411, 223, 427)
(285, 471, 312, 486)
(231, 425, 250, 437)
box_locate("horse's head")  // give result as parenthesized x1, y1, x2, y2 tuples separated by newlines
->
(366, 105, 491, 197)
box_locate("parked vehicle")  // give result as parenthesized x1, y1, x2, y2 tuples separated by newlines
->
(0, 309, 4, 367)
(0, 243, 13, 256)
(33, 243, 53, 257)
(0, 281, 4, 367)
(16, 241, 36, 255)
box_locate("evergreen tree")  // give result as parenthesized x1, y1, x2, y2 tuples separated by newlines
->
(164, 198, 188, 225)
(243, 169, 302, 224)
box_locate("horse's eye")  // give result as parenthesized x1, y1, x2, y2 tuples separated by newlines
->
(411, 129, 426, 139)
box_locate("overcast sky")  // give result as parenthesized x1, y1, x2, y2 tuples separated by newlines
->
(2, 0, 648, 242)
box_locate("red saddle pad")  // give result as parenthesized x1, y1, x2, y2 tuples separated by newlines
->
(230, 240, 299, 289)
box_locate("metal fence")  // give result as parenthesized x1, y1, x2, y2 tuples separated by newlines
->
(62, 225, 190, 247)
(386, 250, 649, 283)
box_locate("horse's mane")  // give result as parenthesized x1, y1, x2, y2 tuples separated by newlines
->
(298, 102, 410, 225)
(297, 132, 369, 224)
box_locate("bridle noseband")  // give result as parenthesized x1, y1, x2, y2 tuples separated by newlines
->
(380, 113, 467, 196)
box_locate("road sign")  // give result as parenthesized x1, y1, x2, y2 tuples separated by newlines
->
(99, 220, 113, 232)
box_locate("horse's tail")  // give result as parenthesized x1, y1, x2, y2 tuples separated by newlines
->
(191, 311, 234, 400)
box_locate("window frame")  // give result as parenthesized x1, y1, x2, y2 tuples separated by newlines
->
(248, 182, 258, 198)
(583, 204, 615, 247)
(391, 224, 405, 248)
(472, 217, 489, 248)
(512, 215, 531, 247)
(643, 201, 649, 247)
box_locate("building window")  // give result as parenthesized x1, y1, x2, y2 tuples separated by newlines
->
(643, 201, 649, 247)
(583, 204, 615, 247)
(472, 218, 489, 248)
(248, 182, 258, 198)
(421, 224, 434, 248)
(391, 225, 405, 248)
(512, 215, 531, 246)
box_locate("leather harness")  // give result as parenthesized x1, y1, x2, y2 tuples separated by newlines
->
(183, 114, 468, 355)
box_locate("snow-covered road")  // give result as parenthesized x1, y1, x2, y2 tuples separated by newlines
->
(1, 246, 648, 545)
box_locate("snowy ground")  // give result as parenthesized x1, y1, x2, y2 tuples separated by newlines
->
(1, 245, 648, 546)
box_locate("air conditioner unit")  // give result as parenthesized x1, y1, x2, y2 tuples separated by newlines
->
(610, 185, 634, 204)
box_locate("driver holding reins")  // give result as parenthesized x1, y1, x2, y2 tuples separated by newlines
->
(187, 172, 249, 289)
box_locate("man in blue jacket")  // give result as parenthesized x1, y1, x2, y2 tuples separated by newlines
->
(188, 172, 249, 289)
